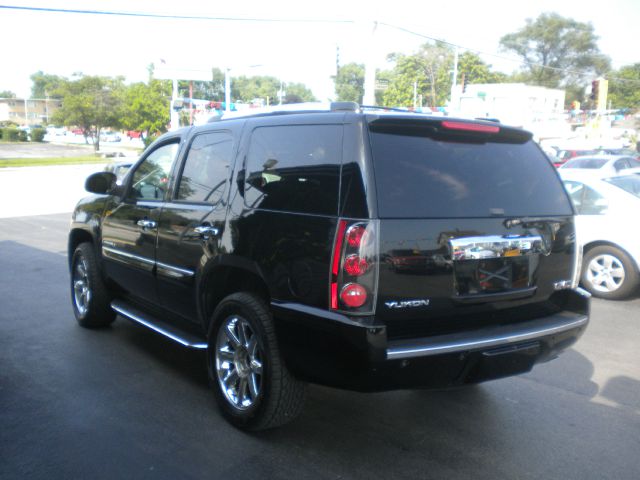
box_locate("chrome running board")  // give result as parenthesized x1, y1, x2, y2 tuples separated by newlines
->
(111, 300, 207, 349)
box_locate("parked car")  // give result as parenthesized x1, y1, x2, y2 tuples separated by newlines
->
(69, 103, 589, 430)
(100, 131, 122, 142)
(560, 169, 640, 299)
(553, 148, 600, 167)
(559, 154, 640, 177)
(104, 160, 134, 185)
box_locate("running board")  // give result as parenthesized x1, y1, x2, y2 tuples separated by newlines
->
(111, 300, 207, 350)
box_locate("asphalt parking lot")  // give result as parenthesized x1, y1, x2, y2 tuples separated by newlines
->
(1, 165, 639, 479)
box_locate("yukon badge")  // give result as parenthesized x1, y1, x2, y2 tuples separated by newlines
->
(385, 299, 430, 309)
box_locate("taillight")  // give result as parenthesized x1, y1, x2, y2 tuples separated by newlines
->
(330, 219, 379, 314)
(441, 120, 500, 134)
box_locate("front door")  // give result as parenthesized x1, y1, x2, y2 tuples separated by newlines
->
(102, 141, 180, 305)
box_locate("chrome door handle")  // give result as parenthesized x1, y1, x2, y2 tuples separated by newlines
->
(137, 219, 157, 229)
(193, 225, 219, 238)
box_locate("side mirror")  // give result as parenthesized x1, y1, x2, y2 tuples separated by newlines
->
(85, 171, 117, 194)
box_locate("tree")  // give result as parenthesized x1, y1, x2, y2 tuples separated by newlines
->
(122, 80, 171, 137)
(607, 63, 640, 110)
(282, 83, 316, 104)
(458, 52, 508, 85)
(334, 63, 365, 103)
(499, 13, 610, 91)
(52, 75, 125, 151)
(382, 42, 453, 108)
(0, 90, 17, 98)
(30, 71, 66, 98)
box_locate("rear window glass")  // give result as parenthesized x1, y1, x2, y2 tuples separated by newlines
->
(244, 125, 342, 215)
(369, 130, 572, 218)
(562, 157, 607, 169)
(605, 175, 640, 198)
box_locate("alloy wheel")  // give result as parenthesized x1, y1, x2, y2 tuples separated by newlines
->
(586, 253, 625, 293)
(215, 316, 263, 410)
(73, 257, 91, 316)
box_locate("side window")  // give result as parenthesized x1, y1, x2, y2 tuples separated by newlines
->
(130, 143, 179, 200)
(614, 158, 630, 171)
(563, 180, 607, 215)
(244, 125, 342, 215)
(176, 132, 233, 204)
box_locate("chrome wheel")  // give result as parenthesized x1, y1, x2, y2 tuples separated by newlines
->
(586, 253, 625, 293)
(73, 257, 91, 317)
(215, 316, 263, 410)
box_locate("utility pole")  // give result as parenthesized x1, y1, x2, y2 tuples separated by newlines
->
(362, 21, 378, 106)
(450, 47, 459, 108)
(225, 68, 231, 112)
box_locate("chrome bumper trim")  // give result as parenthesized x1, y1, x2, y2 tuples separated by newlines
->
(386, 312, 589, 360)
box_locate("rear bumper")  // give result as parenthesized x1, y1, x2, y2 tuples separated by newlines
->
(271, 288, 590, 392)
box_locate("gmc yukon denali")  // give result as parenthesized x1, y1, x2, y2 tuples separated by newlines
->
(68, 103, 590, 430)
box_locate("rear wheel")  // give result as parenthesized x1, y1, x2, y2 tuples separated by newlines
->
(70, 243, 116, 327)
(208, 292, 306, 431)
(581, 245, 639, 300)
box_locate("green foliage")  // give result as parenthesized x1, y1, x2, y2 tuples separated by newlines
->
(282, 83, 316, 104)
(52, 74, 125, 151)
(0, 90, 17, 98)
(122, 80, 170, 136)
(30, 71, 66, 98)
(458, 52, 507, 85)
(1, 128, 21, 141)
(382, 42, 453, 108)
(499, 12, 611, 89)
(608, 63, 640, 110)
(231, 75, 280, 103)
(30, 128, 46, 142)
(177, 68, 226, 100)
(0, 120, 19, 128)
(335, 63, 365, 103)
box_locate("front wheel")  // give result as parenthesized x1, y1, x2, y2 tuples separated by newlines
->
(581, 245, 640, 300)
(208, 292, 306, 431)
(70, 243, 116, 327)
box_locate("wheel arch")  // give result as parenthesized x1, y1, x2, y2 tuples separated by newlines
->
(583, 240, 640, 273)
(198, 260, 271, 334)
(68, 228, 94, 270)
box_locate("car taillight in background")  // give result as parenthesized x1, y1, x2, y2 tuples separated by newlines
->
(330, 219, 379, 314)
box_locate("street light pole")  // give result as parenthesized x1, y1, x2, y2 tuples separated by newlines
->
(225, 68, 231, 112)
(450, 47, 459, 109)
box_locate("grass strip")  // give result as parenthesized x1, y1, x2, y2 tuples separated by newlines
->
(0, 156, 110, 168)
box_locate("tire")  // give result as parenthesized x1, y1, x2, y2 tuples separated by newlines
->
(208, 292, 306, 431)
(70, 243, 116, 328)
(581, 245, 640, 300)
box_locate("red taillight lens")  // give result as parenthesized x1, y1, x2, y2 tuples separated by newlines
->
(340, 283, 367, 308)
(344, 255, 369, 276)
(330, 219, 378, 313)
(346, 225, 366, 248)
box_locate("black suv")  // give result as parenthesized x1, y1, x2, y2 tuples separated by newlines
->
(69, 103, 590, 430)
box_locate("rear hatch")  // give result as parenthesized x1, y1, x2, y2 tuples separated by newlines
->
(367, 117, 578, 340)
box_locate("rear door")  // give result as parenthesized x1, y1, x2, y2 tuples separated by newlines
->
(367, 118, 577, 339)
(155, 129, 236, 322)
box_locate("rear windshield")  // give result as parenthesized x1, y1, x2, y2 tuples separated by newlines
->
(605, 175, 640, 198)
(369, 128, 572, 218)
(562, 157, 608, 169)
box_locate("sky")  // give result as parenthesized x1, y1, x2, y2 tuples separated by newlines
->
(0, 0, 638, 101)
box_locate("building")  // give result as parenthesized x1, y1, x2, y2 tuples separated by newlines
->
(452, 83, 566, 133)
(0, 97, 62, 125)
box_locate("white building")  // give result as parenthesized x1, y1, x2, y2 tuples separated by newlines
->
(452, 83, 567, 137)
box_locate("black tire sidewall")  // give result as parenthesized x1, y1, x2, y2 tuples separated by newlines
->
(582, 245, 639, 300)
(208, 294, 274, 429)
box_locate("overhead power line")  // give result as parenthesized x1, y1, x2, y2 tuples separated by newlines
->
(0, 4, 354, 24)
(2, 4, 637, 85)
(379, 22, 640, 86)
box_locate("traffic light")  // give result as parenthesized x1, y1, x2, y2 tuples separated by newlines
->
(461, 73, 468, 93)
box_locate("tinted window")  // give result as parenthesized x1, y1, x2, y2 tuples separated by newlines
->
(562, 157, 608, 169)
(177, 131, 233, 203)
(131, 142, 179, 200)
(605, 175, 640, 198)
(563, 181, 608, 215)
(244, 125, 342, 215)
(370, 131, 572, 218)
